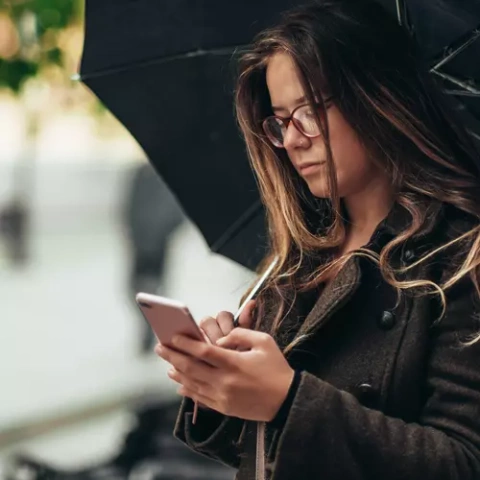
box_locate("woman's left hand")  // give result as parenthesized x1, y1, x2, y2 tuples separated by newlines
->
(155, 328, 295, 422)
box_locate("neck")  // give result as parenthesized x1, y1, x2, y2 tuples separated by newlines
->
(342, 175, 394, 242)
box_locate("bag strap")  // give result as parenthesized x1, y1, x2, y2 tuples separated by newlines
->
(256, 421, 266, 480)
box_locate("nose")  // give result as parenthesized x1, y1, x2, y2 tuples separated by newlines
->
(283, 121, 310, 150)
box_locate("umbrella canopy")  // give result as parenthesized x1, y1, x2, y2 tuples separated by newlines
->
(80, 0, 302, 271)
(79, 0, 480, 271)
(382, 0, 480, 141)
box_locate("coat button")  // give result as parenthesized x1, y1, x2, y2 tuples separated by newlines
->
(354, 383, 377, 408)
(403, 249, 415, 263)
(378, 310, 396, 330)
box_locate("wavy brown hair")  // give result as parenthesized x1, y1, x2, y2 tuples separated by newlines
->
(235, 0, 480, 351)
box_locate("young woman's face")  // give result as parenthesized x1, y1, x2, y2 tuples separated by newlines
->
(265, 52, 382, 199)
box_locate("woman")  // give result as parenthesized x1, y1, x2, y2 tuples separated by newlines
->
(155, 1, 480, 478)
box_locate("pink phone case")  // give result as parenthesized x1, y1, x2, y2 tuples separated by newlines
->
(136, 292, 204, 424)
(135, 293, 205, 346)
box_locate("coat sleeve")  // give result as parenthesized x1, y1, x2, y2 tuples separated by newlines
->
(173, 396, 246, 469)
(171, 288, 278, 470)
(270, 285, 480, 480)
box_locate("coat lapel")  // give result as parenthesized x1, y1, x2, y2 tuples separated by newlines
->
(292, 256, 362, 345)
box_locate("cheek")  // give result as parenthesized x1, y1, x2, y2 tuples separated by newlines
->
(330, 125, 373, 183)
(335, 136, 370, 173)
(306, 125, 375, 199)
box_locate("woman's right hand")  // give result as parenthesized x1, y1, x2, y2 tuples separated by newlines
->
(198, 299, 257, 346)
(177, 300, 257, 412)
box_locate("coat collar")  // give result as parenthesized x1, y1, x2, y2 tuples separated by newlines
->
(285, 199, 445, 352)
(376, 198, 443, 238)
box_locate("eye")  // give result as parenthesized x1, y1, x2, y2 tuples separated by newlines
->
(323, 96, 335, 107)
(296, 105, 318, 122)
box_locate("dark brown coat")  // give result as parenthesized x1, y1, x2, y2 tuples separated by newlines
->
(173, 203, 480, 479)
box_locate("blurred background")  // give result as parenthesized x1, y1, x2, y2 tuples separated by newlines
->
(0, 0, 254, 478)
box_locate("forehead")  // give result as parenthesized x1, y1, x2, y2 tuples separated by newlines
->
(265, 52, 305, 108)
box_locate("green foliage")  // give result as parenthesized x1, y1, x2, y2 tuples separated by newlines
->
(9, 0, 82, 35)
(0, 0, 83, 93)
(45, 46, 62, 65)
(0, 58, 38, 93)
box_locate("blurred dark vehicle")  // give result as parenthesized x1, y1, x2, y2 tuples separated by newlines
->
(122, 161, 185, 353)
(5, 398, 235, 480)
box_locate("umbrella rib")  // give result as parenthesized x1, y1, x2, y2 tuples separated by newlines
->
(210, 200, 264, 253)
(444, 89, 480, 98)
(469, 130, 480, 142)
(395, 0, 413, 34)
(395, 0, 404, 26)
(395, 0, 402, 25)
(430, 27, 480, 71)
(433, 71, 480, 96)
(78, 45, 248, 81)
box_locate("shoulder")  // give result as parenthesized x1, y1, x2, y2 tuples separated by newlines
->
(437, 204, 480, 241)
(421, 203, 480, 267)
(431, 205, 480, 315)
(408, 203, 479, 300)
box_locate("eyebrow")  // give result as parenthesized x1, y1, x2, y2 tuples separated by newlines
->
(271, 96, 307, 113)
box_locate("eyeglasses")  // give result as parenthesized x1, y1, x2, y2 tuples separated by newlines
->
(262, 98, 334, 148)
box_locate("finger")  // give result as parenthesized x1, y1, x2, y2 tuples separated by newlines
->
(216, 311, 235, 336)
(216, 327, 267, 351)
(156, 343, 217, 381)
(171, 334, 237, 367)
(199, 316, 224, 345)
(168, 367, 211, 394)
(155, 342, 189, 366)
(238, 300, 257, 329)
(168, 367, 216, 405)
(178, 385, 216, 410)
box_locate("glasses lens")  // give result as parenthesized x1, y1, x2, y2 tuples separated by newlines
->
(263, 117, 285, 147)
(293, 105, 322, 136)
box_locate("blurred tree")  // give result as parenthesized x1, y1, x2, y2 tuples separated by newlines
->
(0, 0, 83, 266)
(0, 0, 83, 93)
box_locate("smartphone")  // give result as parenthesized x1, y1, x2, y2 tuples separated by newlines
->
(136, 292, 204, 424)
(135, 292, 205, 347)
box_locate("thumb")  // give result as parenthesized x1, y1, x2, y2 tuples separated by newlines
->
(237, 299, 257, 329)
(216, 327, 261, 351)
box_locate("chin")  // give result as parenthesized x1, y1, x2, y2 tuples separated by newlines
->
(306, 177, 330, 199)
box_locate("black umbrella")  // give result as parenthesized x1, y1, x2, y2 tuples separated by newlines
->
(379, 0, 480, 141)
(78, 0, 480, 271)
(79, 0, 302, 272)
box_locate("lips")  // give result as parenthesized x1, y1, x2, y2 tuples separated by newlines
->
(295, 161, 326, 177)
(297, 161, 325, 171)
(297, 161, 326, 172)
